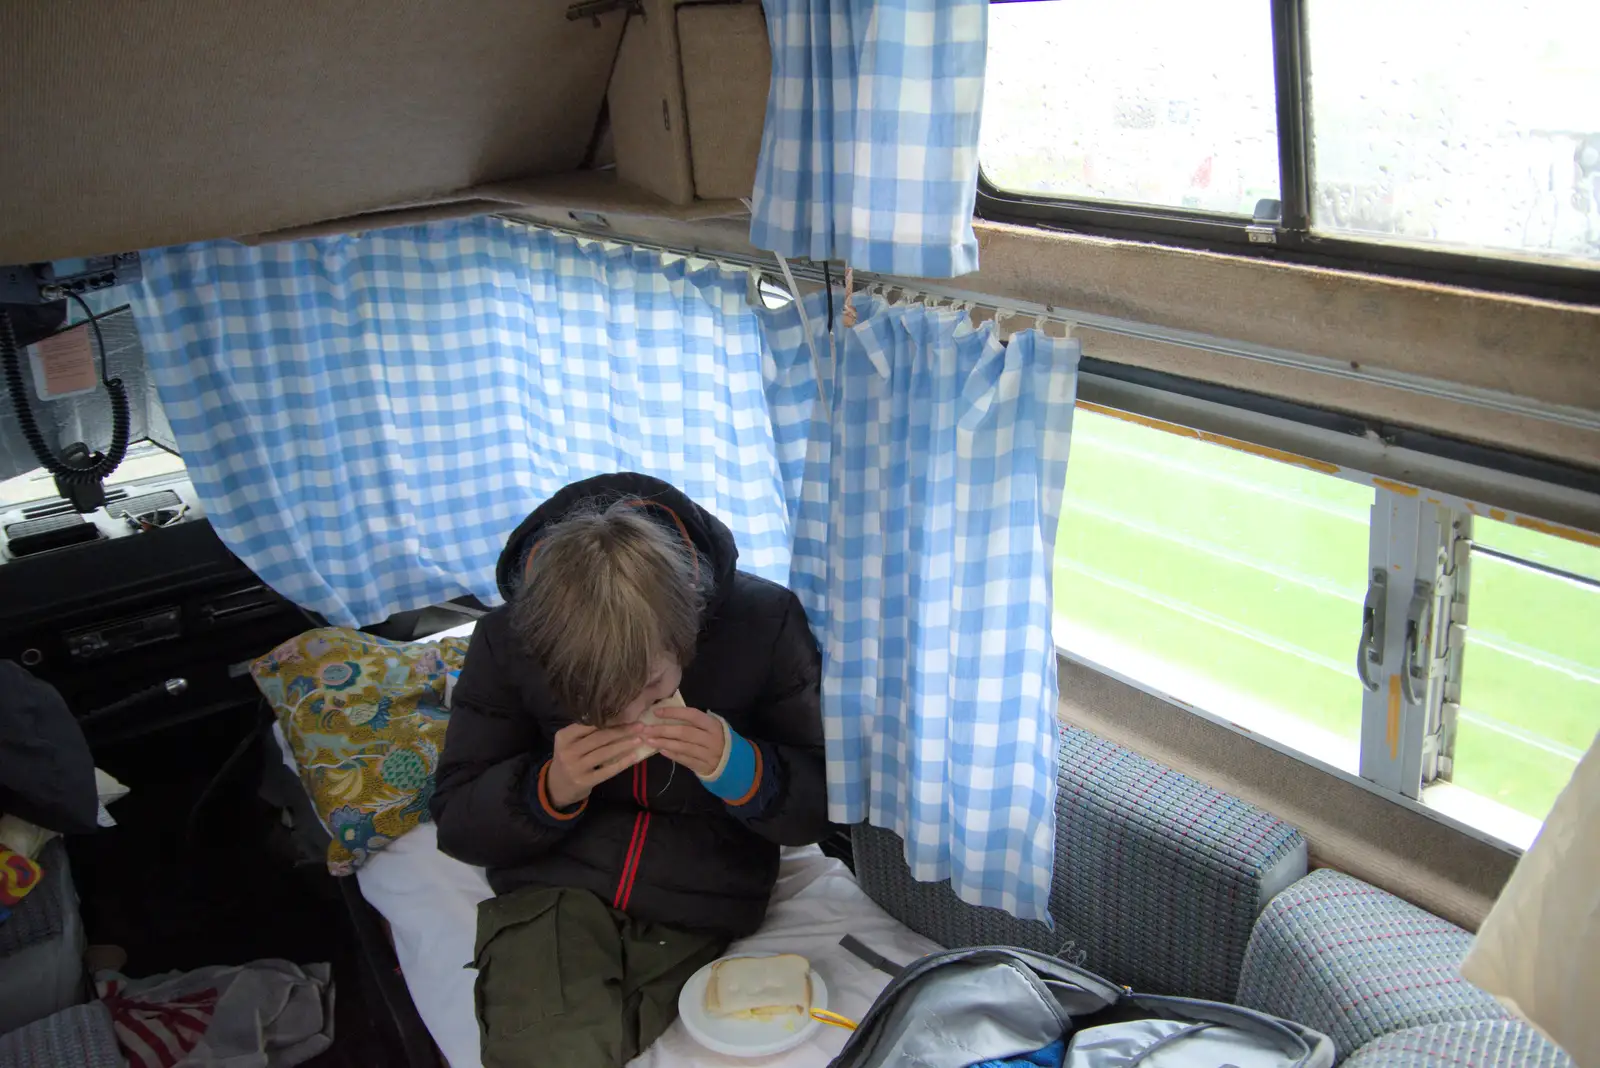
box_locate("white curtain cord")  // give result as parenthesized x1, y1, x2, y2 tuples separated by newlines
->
(742, 196, 832, 425)
(774, 251, 832, 426)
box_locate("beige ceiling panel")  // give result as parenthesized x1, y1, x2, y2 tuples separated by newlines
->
(608, 1, 696, 206)
(679, 2, 770, 201)
(0, 0, 626, 263)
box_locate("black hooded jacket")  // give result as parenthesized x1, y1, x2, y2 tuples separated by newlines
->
(430, 473, 829, 939)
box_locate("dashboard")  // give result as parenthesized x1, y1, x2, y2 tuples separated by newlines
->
(0, 474, 307, 742)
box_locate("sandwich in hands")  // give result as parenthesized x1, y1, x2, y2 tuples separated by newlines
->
(703, 954, 813, 1020)
(631, 689, 684, 762)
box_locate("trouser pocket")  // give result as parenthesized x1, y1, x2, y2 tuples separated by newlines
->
(474, 885, 567, 1039)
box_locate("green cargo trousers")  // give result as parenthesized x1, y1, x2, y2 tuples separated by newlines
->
(473, 885, 727, 1067)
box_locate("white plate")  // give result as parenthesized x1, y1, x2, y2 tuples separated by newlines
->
(677, 954, 828, 1059)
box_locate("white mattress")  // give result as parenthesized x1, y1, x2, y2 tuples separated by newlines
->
(272, 620, 940, 1067)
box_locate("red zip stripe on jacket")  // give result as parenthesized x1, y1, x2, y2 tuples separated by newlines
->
(613, 812, 645, 909)
(617, 812, 651, 912)
(614, 760, 651, 908)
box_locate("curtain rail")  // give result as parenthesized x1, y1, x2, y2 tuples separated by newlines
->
(519, 217, 1600, 434)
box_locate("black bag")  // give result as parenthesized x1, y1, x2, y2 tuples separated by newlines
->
(0, 660, 99, 834)
(829, 946, 1335, 1068)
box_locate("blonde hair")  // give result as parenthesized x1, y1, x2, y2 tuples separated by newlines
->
(510, 499, 705, 726)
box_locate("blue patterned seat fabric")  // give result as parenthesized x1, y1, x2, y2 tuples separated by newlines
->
(1342, 1019, 1571, 1068)
(0, 1001, 124, 1068)
(1237, 867, 1512, 1060)
(853, 725, 1309, 1002)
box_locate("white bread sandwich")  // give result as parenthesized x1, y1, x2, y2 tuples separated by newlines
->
(703, 954, 812, 1020)
(631, 689, 684, 762)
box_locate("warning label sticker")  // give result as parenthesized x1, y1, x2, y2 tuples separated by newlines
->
(29, 327, 98, 400)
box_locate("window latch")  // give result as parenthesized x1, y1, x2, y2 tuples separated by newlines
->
(1247, 198, 1281, 245)
(1429, 700, 1460, 781)
(1357, 568, 1387, 692)
(1401, 580, 1437, 705)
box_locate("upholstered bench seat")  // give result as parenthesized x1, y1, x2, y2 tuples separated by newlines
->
(1237, 868, 1512, 1060)
(0, 840, 87, 1036)
(1342, 1019, 1570, 1068)
(853, 724, 1309, 1002)
(0, 1001, 123, 1068)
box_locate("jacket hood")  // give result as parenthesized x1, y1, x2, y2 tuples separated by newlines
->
(495, 473, 740, 619)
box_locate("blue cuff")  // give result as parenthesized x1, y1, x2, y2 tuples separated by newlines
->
(701, 730, 759, 803)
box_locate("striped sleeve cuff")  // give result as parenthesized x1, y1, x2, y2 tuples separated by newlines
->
(529, 758, 587, 826)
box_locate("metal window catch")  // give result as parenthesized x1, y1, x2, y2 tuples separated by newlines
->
(1420, 518, 1468, 785)
(1400, 581, 1435, 705)
(1247, 198, 1281, 245)
(1357, 568, 1387, 692)
(1434, 701, 1460, 779)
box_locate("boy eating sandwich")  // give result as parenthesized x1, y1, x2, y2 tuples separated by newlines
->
(431, 473, 828, 1068)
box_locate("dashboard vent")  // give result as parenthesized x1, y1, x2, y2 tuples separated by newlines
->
(4, 512, 101, 556)
(22, 488, 128, 521)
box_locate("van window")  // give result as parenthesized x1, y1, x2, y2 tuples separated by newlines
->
(1056, 403, 1599, 844)
(0, 439, 186, 510)
(1448, 519, 1599, 825)
(0, 305, 184, 512)
(1055, 406, 1372, 772)
(1304, 0, 1599, 266)
(982, 0, 1600, 284)
(981, 0, 1279, 218)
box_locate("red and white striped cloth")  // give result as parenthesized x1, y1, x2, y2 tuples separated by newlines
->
(97, 978, 218, 1068)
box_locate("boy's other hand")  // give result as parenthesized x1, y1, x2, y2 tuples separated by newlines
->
(642, 707, 727, 778)
(547, 724, 643, 808)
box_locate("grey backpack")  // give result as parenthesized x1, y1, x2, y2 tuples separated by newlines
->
(828, 946, 1335, 1068)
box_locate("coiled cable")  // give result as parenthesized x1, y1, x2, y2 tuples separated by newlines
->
(1, 290, 130, 484)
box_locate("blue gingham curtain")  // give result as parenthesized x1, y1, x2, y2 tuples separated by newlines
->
(757, 292, 1081, 921)
(749, 0, 988, 277)
(126, 217, 790, 626)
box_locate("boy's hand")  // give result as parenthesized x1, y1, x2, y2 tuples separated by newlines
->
(546, 724, 643, 808)
(642, 707, 727, 778)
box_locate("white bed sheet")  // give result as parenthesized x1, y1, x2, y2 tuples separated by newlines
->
(271, 620, 941, 1068)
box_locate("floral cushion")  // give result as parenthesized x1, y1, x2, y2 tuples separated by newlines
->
(250, 628, 469, 874)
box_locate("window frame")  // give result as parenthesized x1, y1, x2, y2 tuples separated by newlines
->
(1061, 362, 1600, 852)
(744, 251, 1593, 853)
(977, 0, 1600, 307)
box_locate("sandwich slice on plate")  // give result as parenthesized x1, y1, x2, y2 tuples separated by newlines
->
(703, 954, 812, 1020)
